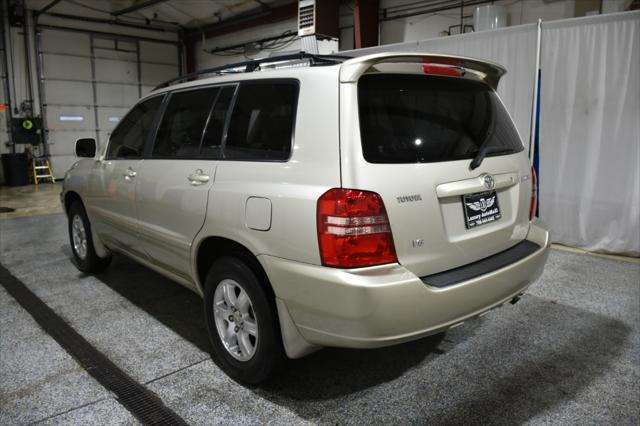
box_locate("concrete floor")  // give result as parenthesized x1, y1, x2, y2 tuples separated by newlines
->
(0, 183, 63, 220)
(0, 204, 639, 424)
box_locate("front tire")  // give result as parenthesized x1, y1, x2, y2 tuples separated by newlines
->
(204, 256, 285, 384)
(67, 201, 111, 273)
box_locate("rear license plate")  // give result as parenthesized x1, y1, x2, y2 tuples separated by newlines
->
(463, 190, 501, 229)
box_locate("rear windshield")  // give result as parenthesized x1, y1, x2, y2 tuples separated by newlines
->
(358, 74, 523, 164)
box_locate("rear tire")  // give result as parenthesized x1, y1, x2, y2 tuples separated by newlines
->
(204, 256, 286, 384)
(67, 201, 111, 273)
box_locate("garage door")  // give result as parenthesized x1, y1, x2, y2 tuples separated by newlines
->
(38, 28, 179, 178)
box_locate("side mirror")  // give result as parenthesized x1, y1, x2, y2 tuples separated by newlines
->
(75, 138, 96, 158)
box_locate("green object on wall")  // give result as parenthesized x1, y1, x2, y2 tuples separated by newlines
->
(22, 119, 34, 130)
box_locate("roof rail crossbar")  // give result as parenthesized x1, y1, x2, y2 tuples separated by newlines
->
(153, 52, 350, 91)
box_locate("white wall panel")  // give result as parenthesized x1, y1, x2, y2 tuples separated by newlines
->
(94, 47, 137, 62)
(340, 0, 582, 51)
(95, 58, 138, 84)
(139, 42, 177, 64)
(97, 107, 128, 131)
(96, 83, 139, 107)
(36, 14, 177, 43)
(141, 63, 178, 85)
(44, 80, 93, 105)
(45, 105, 95, 131)
(41, 29, 90, 55)
(93, 38, 136, 50)
(41, 53, 91, 81)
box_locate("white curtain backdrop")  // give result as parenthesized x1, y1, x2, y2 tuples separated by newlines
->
(343, 23, 539, 153)
(539, 12, 640, 256)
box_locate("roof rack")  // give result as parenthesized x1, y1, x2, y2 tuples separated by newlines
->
(153, 52, 351, 91)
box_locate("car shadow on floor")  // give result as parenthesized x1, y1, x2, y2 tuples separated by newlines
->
(93, 253, 455, 398)
(94, 254, 212, 353)
(90, 253, 634, 423)
(258, 331, 450, 399)
(260, 298, 634, 423)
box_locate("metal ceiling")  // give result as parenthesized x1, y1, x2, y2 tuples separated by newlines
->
(25, 0, 294, 30)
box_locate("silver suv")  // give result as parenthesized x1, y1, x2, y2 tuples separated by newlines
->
(62, 52, 550, 384)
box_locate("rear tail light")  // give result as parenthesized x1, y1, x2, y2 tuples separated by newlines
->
(317, 188, 398, 268)
(529, 166, 538, 220)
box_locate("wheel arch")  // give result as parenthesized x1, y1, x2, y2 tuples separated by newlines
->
(194, 236, 319, 359)
(64, 190, 83, 215)
(194, 236, 275, 299)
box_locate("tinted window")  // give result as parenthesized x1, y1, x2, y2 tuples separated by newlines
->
(358, 74, 523, 164)
(152, 88, 219, 158)
(107, 96, 162, 159)
(201, 86, 235, 159)
(224, 82, 297, 161)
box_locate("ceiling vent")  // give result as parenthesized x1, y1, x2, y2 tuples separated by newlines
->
(297, 0, 339, 38)
(298, 0, 315, 36)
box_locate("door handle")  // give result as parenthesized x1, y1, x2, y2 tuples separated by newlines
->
(123, 168, 137, 181)
(187, 169, 210, 185)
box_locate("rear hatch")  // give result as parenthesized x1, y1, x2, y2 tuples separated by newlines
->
(339, 54, 534, 277)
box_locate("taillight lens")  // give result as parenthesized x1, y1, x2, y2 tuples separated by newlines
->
(421, 57, 462, 77)
(422, 64, 462, 77)
(317, 188, 398, 268)
(529, 166, 537, 220)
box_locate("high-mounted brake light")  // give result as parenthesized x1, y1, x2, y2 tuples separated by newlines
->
(422, 64, 463, 77)
(317, 189, 398, 268)
(529, 166, 538, 220)
(421, 57, 462, 77)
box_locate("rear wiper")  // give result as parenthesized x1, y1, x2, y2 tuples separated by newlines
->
(470, 92, 496, 170)
(471, 146, 515, 169)
(469, 142, 490, 170)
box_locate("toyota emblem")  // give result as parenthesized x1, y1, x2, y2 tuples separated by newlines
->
(483, 174, 495, 190)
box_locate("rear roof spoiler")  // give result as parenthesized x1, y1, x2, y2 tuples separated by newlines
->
(339, 52, 507, 90)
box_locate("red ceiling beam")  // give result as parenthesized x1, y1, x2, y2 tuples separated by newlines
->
(354, 0, 379, 49)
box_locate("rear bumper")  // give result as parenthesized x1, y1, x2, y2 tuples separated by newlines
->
(261, 219, 550, 357)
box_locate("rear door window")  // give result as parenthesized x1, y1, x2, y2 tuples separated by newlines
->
(224, 81, 298, 161)
(358, 74, 523, 164)
(152, 87, 219, 158)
